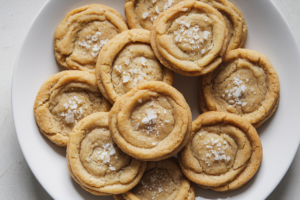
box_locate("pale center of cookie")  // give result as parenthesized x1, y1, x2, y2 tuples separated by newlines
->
(80, 128, 131, 177)
(212, 59, 267, 114)
(114, 57, 155, 85)
(130, 97, 175, 146)
(192, 130, 238, 175)
(135, 0, 179, 30)
(169, 14, 213, 57)
(51, 94, 90, 126)
(72, 21, 119, 67)
(112, 44, 164, 96)
(133, 168, 177, 200)
(140, 0, 176, 22)
(59, 96, 86, 125)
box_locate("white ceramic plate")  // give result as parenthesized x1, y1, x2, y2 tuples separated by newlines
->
(12, 0, 300, 199)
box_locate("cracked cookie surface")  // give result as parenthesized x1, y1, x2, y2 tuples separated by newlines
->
(109, 81, 192, 161)
(114, 158, 195, 200)
(34, 71, 111, 147)
(54, 4, 128, 73)
(96, 29, 174, 104)
(178, 111, 263, 192)
(199, 49, 280, 127)
(67, 112, 147, 195)
(151, 0, 229, 76)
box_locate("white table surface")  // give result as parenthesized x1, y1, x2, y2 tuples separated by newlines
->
(1, 0, 299, 199)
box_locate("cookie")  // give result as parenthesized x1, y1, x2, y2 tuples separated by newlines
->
(109, 81, 192, 161)
(178, 111, 263, 192)
(96, 29, 174, 104)
(126, 0, 247, 52)
(34, 71, 111, 147)
(67, 112, 147, 195)
(199, 0, 247, 51)
(199, 49, 280, 127)
(54, 4, 128, 73)
(114, 158, 195, 200)
(125, 0, 187, 30)
(151, 0, 229, 76)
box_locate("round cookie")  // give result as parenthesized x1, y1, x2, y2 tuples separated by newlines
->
(178, 111, 263, 192)
(67, 112, 147, 195)
(109, 81, 192, 161)
(199, 0, 247, 51)
(126, 0, 247, 52)
(114, 158, 195, 200)
(199, 49, 280, 127)
(125, 0, 188, 30)
(151, 0, 229, 76)
(34, 71, 111, 147)
(96, 29, 174, 104)
(54, 4, 128, 73)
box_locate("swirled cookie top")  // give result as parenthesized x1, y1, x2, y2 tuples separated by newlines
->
(200, 49, 280, 127)
(133, 168, 178, 199)
(54, 4, 128, 72)
(109, 81, 191, 161)
(112, 44, 164, 96)
(151, 1, 228, 76)
(131, 158, 190, 200)
(80, 127, 132, 177)
(47, 77, 107, 132)
(97, 29, 173, 104)
(191, 124, 251, 175)
(34, 71, 111, 147)
(179, 111, 262, 191)
(168, 15, 214, 59)
(127, 0, 246, 52)
(130, 96, 175, 148)
(210, 58, 267, 114)
(68, 112, 146, 193)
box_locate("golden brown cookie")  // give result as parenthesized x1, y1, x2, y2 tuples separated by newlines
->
(54, 4, 128, 73)
(96, 29, 174, 104)
(125, 0, 188, 30)
(126, 0, 246, 52)
(151, 0, 229, 76)
(109, 81, 192, 161)
(114, 158, 195, 200)
(199, 49, 280, 128)
(34, 71, 111, 147)
(199, 0, 247, 51)
(67, 112, 147, 195)
(178, 111, 263, 192)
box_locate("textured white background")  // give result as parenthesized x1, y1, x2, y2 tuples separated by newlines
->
(1, 0, 299, 199)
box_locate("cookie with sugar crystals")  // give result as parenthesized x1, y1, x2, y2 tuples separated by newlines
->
(199, 49, 280, 127)
(34, 71, 111, 147)
(126, 0, 247, 52)
(67, 112, 147, 195)
(114, 158, 195, 200)
(109, 81, 192, 161)
(96, 29, 174, 104)
(151, 0, 229, 76)
(54, 4, 128, 73)
(125, 0, 188, 30)
(178, 111, 263, 192)
(199, 0, 247, 51)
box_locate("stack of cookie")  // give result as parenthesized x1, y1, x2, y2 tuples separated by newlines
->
(34, 0, 280, 199)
